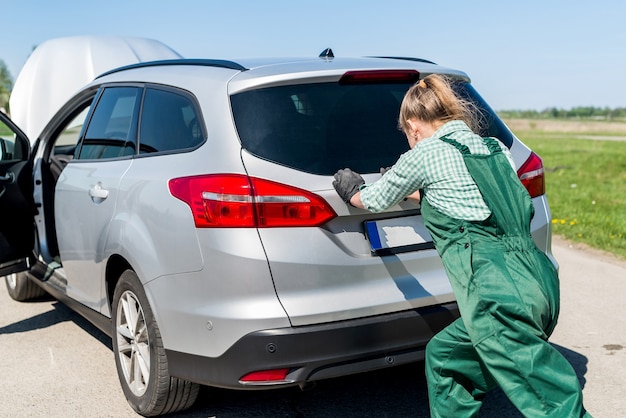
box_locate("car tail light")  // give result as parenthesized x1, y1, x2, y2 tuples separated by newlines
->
(517, 151, 545, 198)
(339, 70, 420, 85)
(169, 174, 337, 228)
(239, 368, 291, 383)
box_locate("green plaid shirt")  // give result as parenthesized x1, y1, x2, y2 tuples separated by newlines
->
(359, 120, 514, 221)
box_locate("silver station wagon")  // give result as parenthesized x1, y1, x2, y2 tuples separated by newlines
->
(0, 36, 554, 416)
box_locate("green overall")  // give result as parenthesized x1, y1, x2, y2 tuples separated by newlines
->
(421, 136, 589, 417)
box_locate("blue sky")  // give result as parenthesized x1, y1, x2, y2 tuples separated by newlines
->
(2, 0, 625, 110)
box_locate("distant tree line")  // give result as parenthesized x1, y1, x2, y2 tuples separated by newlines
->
(498, 107, 626, 120)
(0, 59, 11, 113)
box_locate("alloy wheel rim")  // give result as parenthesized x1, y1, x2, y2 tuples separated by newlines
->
(115, 290, 150, 397)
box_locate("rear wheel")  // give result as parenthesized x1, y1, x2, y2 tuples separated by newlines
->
(5, 272, 46, 301)
(112, 270, 199, 416)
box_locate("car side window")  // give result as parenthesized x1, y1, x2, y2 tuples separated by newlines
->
(76, 87, 142, 160)
(48, 105, 91, 181)
(55, 107, 90, 148)
(139, 88, 203, 154)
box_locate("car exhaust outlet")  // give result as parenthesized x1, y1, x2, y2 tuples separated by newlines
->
(299, 381, 317, 391)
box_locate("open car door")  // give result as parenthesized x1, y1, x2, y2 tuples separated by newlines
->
(0, 111, 34, 277)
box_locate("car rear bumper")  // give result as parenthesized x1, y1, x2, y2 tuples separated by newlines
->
(166, 302, 459, 389)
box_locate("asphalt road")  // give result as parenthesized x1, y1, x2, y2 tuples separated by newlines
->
(1, 237, 624, 418)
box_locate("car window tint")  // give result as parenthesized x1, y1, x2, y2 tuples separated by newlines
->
(139, 88, 203, 154)
(231, 80, 515, 175)
(231, 83, 409, 175)
(78, 87, 141, 160)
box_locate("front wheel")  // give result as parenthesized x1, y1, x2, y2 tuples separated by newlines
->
(112, 270, 199, 416)
(5, 272, 47, 301)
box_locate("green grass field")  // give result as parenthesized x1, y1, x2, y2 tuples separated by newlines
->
(505, 119, 626, 260)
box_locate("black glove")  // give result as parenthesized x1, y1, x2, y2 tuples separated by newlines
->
(333, 168, 365, 204)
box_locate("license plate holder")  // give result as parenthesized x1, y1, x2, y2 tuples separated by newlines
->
(364, 216, 435, 256)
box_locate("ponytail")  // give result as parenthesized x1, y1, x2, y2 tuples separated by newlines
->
(399, 74, 480, 134)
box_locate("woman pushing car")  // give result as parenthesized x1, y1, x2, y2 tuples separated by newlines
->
(333, 74, 591, 417)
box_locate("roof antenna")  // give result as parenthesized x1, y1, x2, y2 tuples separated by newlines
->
(319, 48, 334, 61)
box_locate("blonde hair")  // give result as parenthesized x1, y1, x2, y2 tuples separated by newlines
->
(399, 74, 480, 134)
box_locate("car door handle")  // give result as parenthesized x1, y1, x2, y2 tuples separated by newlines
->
(0, 172, 14, 183)
(0, 172, 14, 199)
(89, 182, 109, 202)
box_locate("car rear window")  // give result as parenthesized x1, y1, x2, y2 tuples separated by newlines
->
(455, 82, 514, 149)
(231, 80, 513, 175)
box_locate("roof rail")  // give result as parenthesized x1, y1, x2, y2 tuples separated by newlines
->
(97, 58, 248, 79)
(371, 56, 437, 65)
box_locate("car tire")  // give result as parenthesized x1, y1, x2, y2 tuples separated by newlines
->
(4, 272, 47, 301)
(112, 270, 199, 416)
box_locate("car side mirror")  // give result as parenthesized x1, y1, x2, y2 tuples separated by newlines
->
(0, 137, 13, 161)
